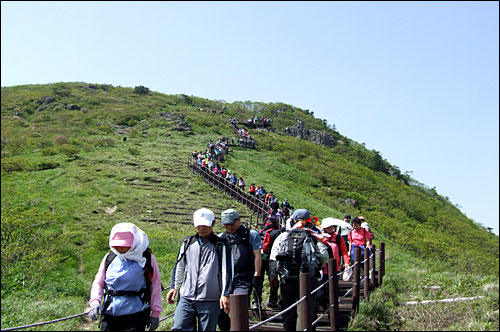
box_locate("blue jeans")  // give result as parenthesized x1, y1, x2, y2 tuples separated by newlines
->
(350, 245, 367, 263)
(172, 297, 220, 331)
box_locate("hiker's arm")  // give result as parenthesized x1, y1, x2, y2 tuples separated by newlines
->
(170, 243, 187, 290)
(253, 249, 262, 277)
(150, 254, 163, 318)
(251, 230, 262, 276)
(89, 253, 109, 307)
(221, 242, 232, 297)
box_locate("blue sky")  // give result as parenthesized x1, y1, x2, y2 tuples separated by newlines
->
(2, 1, 499, 234)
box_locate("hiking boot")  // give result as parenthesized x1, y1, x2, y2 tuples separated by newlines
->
(267, 301, 280, 310)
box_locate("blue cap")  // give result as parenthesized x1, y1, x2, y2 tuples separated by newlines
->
(292, 209, 311, 221)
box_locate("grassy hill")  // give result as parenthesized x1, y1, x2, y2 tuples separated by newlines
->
(1, 82, 498, 330)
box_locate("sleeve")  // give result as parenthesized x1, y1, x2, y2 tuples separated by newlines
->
(221, 240, 233, 297)
(149, 254, 163, 318)
(170, 240, 187, 289)
(250, 230, 263, 250)
(89, 254, 109, 307)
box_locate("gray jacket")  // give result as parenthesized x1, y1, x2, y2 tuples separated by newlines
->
(171, 233, 232, 301)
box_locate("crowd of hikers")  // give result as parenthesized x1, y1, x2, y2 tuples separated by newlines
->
(88, 211, 374, 331)
(229, 116, 272, 129)
(229, 117, 257, 148)
(88, 118, 375, 331)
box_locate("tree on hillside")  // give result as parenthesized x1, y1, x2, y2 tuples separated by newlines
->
(134, 85, 150, 95)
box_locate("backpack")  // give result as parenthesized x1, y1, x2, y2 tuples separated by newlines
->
(100, 247, 164, 326)
(176, 234, 225, 277)
(262, 228, 281, 256)
(220, 227, 254, 275)
(104, 247, 156, 304)
(276, 228, 320, 279)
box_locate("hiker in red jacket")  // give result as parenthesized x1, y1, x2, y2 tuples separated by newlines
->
(249, 184, 256, 196)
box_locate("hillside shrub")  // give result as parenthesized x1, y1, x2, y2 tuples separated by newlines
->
(41, 147, 58, 156)
(57, 144, 80, 157)
(53, 135, 68, 145)
(128, 146, 140, 155)
(95, 137, 116, 147)
(1, 157, 25, 172)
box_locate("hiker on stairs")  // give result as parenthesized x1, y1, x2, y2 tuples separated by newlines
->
(167, 208, 232, 331)
(269, 209, 329, 331)
(217, 209, 262, 331)
(88, 223, 162, 331)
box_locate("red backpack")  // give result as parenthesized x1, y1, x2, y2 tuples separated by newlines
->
(262, 228, 281, 255)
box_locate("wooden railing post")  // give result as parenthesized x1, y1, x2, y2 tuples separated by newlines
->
(298, 272, 312, 331)
(328, 258, 339, 331)
(364, 248, 370, 301)
(370, 244, 377, 289)
(378, 243, 385, 286)
(230, 293, 249, 331)
(352, 247, 361, 315)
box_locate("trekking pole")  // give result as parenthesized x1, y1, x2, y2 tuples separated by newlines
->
(230, 293, 249, 331)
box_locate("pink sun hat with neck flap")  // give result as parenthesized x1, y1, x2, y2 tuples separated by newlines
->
(110, 231, 134, 247)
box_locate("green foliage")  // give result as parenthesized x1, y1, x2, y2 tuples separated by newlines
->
(57, 144, 80, 157)
(134, 85, 150, 95)
(1, 157, 60, 173)
(128, 146, 140, 155)
(41, 147, 58, 156)
(349, 275, 404, 331)
(1, 208, 67, 293)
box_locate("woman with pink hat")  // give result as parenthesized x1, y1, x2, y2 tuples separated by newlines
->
(88, 223, 162, 331)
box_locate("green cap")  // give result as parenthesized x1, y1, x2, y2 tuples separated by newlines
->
(221, 209, 239, 224)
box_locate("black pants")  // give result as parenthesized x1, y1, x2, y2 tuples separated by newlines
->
(100, 309, 150, 332)
(256, 259, 279, 304)
(280, 276, 318, 331)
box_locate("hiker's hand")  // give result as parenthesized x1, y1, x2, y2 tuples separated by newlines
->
(166, 289, 177, 304)
(252, 275, 260, 289)
(220, 295, 230, 314)
(88, 304, 100, 321)
(148, 317, 159, 331)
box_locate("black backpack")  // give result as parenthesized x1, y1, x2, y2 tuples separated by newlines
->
(220, 227, 254, 275)
(276, 228, 320, 279)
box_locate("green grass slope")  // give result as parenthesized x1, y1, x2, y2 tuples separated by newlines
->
(1, 82, 498, 331)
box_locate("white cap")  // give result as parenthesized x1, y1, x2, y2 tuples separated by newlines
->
(321, 217, 338, 229)
(193, 208, 215, 227)
(361, 222, 370, 230)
